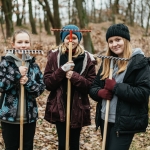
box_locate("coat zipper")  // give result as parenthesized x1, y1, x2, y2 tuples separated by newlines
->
(116, 131, 119, 137)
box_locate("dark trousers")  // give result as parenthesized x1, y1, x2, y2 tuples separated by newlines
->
(1, 122, 36, 150)
(56, 122, 81, 150)
(100, 119, 134, 150)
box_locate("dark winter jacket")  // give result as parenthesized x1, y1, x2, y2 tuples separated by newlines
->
(44, 48, 96, 128)
(0, 56, 45, 123)
(89, 53, 150, 135)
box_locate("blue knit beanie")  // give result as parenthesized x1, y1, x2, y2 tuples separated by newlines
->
(106, 24, 130, 42)
(60, 24, 82, 42)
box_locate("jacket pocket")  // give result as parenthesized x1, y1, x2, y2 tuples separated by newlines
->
(78, 97, 91, 126)
(46, 92, 60, 122)
(119, 114, 148, 132)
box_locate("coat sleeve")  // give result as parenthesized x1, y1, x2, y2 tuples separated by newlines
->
(114, 65, 150, 104)
(43, 51, 66, 91)
(89, 65, 104, 102)
(24, 64, 45, 98)
(0, 59, 21, 92)
(70, 61, 96, 94)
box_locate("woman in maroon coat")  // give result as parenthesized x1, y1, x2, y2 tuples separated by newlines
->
(44, 24, 96, 150)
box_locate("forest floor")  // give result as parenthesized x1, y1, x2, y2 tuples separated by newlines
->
(0, 21, 150, 150)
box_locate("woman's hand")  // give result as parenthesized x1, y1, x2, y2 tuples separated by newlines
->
(19, 66, 28, 76)
(20, 75, 28, 85)
(66, 71, 73, 79)
(97, 89, 113, 100)
(61, 61, 75, 72)
(104, 78, 116, 91)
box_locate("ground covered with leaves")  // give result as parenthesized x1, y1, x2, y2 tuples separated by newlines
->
(0, 22, 150, 150)
(0, 92, 149, 150)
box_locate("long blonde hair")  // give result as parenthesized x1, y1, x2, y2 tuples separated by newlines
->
(59, 43, 84, 58)
(101, 38, 132, 80)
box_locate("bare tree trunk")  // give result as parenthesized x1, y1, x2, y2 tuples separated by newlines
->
(109, 0, 112, 8)
(145, 1, 150, 35)
(132, 0, 136, 26)
(113, 0, 119, 14)
(21, 0, 26, 25)
(127, 0, 134, 26)
(16, 0, 20, 26)
(112, 0, 120, 23)
(145, 12, 150, 35)
(107, 0, 113, 22)
(52, 0, 61, 45)
(44, 12, 51, 35)
(37, 0, 51, 34)
(0, 10, 6, 44)
(99, 0, 103, 22)
(72, 1, 77, 24)
(34, 0, 37, 21)
(140, 0, 144, 28)
(92, 0, 96, 23)
(44, 0, 54, 28)
(28, 0, 37, 34)
(37, 0, 55, 32)
(15, 0, 25, 26)
(23, 0, 26, 25)
(75, 0, 94, 53)
(68, 0, 71, 24)
(1, 0, 13, 38)
(16, 0, 21, 26)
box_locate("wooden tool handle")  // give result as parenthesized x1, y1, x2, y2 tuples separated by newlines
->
(65, 30, 72, 150)
(102, 59, 113, 150)
(19, 59, 25, 150)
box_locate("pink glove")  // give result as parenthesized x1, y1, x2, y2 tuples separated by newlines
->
(104, 78, 116, 91)
(98, 89, 113, 100)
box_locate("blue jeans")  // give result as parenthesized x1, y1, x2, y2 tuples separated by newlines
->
(1, 122, 36, 150)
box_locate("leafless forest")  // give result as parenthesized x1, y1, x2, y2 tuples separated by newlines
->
(0, 0, 150, 149)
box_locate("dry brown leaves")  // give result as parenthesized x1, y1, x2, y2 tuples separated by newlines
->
(0, 22, 150, 150)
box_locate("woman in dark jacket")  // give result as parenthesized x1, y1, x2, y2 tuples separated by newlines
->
(44, 24, 96, 150)
(0, 29, 45, 149)
(89, 24, 150, 150)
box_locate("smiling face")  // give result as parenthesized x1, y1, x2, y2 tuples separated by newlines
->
(12, 32, 31, 59)
(64, 34, 79, 49)
(12, 32, 30, 50)
(108, 36, 125, 57)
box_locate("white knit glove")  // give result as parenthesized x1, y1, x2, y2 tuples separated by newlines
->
(61, 62, 75, 72)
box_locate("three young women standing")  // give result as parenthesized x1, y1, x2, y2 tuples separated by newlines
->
(1, 23, 149, 150)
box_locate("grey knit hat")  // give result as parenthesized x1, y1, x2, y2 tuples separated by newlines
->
(106, 24, 130, 42)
